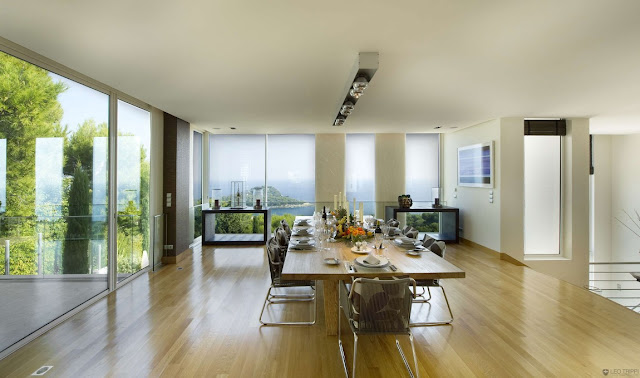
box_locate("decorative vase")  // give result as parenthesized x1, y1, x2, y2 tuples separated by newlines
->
(398, 195, 412, 209)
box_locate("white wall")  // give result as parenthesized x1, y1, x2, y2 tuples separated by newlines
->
(524, 119, 591, 287)
(592, 135, 613, 263)
(499, 118, 524, 262)
(609, 134, 640, 261)
(443, 119, 501, 251)
(150, 107, 164, 267)
(443, 117, 591, 287)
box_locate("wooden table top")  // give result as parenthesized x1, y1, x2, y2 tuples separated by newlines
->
(281, 217, 466, 281)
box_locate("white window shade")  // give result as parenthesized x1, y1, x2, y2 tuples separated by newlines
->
(524, 135, 561, 255)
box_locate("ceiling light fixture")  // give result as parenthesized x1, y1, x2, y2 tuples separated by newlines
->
(332, 52, 378, 127)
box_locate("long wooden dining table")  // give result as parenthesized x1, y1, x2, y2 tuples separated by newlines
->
(281, 217, 466, 335)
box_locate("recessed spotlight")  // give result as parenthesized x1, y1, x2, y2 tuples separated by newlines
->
(449, 126, 458, 129)
(213, 127, 221, 130)
(434, 126, 442, 129)
(230, 127, 236, 130)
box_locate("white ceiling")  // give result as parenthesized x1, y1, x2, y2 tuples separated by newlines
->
(2, 0, 640, 134)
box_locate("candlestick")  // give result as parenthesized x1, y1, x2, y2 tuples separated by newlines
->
(334, 195, 337, 211)
(353, 198, 356, 217)
(359, 202, 364, 222)
(346, 201, 350, 217)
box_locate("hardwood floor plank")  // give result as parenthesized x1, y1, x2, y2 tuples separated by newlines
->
(1, 244, 639, 377)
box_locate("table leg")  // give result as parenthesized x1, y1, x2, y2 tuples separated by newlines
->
(322, 280, 338, 335)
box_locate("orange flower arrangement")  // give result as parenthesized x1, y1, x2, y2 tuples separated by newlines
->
(346, 226, 367, 242)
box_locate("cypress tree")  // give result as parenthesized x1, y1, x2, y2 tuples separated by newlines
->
(63, 164, 90, 273)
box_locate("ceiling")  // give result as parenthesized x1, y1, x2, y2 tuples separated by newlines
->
(1, 0, 640, 134)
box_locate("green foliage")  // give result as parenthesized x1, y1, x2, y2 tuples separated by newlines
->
(8, 239, 37, 275)
(0, 52, 66, 221)
(63, 165, 91, 274)
(271, 213, 295, 233)
(215, 213, 253, 234)
(63, 119, 107, 177)
(406, 213, 439, 232)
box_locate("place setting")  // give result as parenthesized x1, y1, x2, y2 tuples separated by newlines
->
(294, 218, 313, 227)
(289, 238, 316, 251)
(292, 227, 314, 237)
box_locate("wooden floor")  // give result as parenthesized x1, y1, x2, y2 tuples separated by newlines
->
(1, 243, 640, 377)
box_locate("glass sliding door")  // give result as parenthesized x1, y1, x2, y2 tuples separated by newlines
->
(0, 51, 109, 353)
(116, 100, 150, 282)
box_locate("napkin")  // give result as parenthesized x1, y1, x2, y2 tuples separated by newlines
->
(363, 254, 380, 265)
(404, 227, 419, 239)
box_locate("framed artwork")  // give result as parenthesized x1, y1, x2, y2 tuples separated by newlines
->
(458, 141, 494, 188)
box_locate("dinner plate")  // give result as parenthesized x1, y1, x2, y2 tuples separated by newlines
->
(406, 250, 421, 256)
(324, 257, 340, 265)
(355, 256, 390, 268)
(351, 246, 373, 254)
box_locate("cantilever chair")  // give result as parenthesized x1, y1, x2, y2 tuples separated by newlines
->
(259, 237, 316, 326)
(411, 241, 454, 327)
(339, 277, 420, 378)
(280, 219, 292, 239)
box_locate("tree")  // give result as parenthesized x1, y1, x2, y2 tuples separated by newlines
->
(0, 52, 66, 220)
(0, 52, 67, 275)
(63, 164, 90, 273)
(63, 119, 108, 177)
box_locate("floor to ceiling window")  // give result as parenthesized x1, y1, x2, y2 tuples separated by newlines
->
(346, 134, 375, 215)
(116, 100, 151, 281)
(0, 51, 110, 352)
(524, 135, 562, 255)
(267, 134, 315, 226)
(405, 133, 441, 233)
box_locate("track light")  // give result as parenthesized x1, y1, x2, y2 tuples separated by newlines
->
(331, 52, 378, 127)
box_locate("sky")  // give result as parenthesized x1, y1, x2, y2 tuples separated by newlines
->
(49, 73, 151, 156)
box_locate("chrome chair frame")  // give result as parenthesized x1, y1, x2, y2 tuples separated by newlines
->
(411, 241, 454, 327)
(338, 278, 420, 378)
(259, 239, 316, 326)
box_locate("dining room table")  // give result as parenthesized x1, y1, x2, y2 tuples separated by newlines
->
(281, 216, 466, 335)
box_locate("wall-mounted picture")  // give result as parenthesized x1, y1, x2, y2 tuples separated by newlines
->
(458, 141, 494, 188)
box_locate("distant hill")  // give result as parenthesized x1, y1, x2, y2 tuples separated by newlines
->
(222, 186, 306, 207)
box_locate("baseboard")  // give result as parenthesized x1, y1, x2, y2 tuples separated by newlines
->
(460, 238, 526, 267)
(161, 248, 193, 264)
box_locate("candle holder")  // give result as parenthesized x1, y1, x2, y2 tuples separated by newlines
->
(253, 187, 263, 209)
(230, 181, 245, 209)
(432, 187, 442, 208)
(211, 189, 221, 209)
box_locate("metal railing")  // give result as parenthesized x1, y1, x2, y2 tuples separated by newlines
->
(0, 214, 156, 278)
(588, 262, 640, 313)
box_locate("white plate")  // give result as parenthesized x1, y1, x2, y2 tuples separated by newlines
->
(351, 246, 373, 254)
(355, 256, 390, 268)
(324, 257, 340, 265)
(291, 240, 314, 245)
(406, 250, 421, 256)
